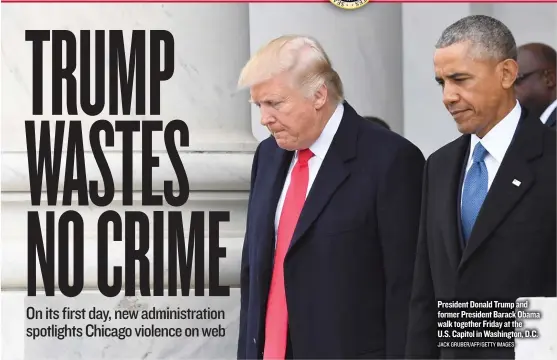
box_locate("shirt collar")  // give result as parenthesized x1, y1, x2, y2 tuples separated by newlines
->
(540, 99, 557, 124)
(470, 100, 521, 164)
(296, 102, 344, 160)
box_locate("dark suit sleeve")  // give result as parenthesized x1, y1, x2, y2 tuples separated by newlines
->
(377, 141, 425, 358)
(405, 159, 440, 359)
(237, 143, 261, 359)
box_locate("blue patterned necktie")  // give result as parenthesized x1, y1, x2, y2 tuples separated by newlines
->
(461, 142, 489, 242)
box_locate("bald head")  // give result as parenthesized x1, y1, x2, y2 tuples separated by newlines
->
(515, 43, 556, 117)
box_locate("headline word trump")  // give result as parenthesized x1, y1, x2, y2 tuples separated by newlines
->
(24, 29, 229, 298)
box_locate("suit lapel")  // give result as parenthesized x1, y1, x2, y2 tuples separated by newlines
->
(440, 136, 469, 271)
(546, 109, 556, 128)
(256, 144, 293, 297)
(459, 111, 543, 269)
(285, 102, 359, 257)
(287, 146, 350, 254)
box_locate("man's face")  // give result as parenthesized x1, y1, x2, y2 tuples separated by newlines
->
(434, 42, 507, 136)
(515, 48, 552, 115)
(250, 73, 325, 151)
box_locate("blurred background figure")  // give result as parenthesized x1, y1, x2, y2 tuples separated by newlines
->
(515, 42, 556, 127)
(363, 116, 391, 130)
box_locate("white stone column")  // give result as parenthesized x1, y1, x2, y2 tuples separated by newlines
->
(248, 3, 404, 140)
(491, 3, 557, 47)
(402, 3, 473, 158)
(1, 3, 254, 359)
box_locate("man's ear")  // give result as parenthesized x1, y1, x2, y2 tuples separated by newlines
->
(313, 84, 328, 110)
(500, 59, 519, 89)
(543, 69, 556, 89)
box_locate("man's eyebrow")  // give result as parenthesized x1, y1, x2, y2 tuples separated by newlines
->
(447, 72, 469, 79)
(250, 96, 283, 104)
(435, 72, 470, 82)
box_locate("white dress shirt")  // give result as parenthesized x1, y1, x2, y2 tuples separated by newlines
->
(462, 101, 522, 204)
(274, 103, 344, 238)
(540, 99, 557, 124)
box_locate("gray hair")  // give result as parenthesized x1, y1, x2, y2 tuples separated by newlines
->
(436, 15, 517, 61)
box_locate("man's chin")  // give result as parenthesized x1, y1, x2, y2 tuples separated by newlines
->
(275, 138, 296, 151)
(456, 125, 474, 135)
(454, 118, 475, 135)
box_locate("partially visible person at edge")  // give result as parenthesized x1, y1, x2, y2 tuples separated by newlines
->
(406, 15, 556, 360)
(236, 35, 425, 359)
(515, 42, 556, 127)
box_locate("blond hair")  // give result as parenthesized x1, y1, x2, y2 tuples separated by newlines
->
(238, 35, 344, 104)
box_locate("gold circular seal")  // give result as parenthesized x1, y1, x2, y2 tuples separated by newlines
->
(330, 0, 369, 10)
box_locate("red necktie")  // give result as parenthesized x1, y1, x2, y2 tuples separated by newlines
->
(263, 149, 314, 359)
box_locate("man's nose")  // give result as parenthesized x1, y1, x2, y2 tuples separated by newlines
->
(442, 85, 460, 106)
(260, 107, 275, 126)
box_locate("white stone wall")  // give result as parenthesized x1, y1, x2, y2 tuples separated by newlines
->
(1, 3, 555, 359)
